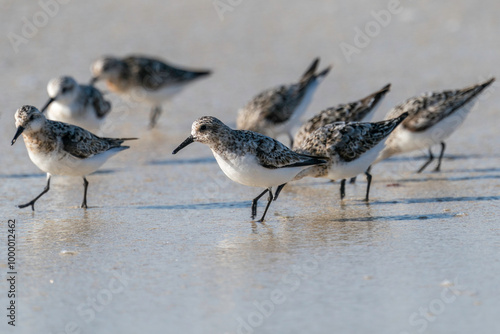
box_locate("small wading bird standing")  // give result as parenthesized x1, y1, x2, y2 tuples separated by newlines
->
(236, 58, 331, 147)
(292, 112, 409, 202)
(293, 83, 391, 186)
(90, 55, 211, 128)
(11, 105, 136, 210)
(172, 116, 327, 222)
(375, 78, 495, 172)
(41, 76, 111, 133)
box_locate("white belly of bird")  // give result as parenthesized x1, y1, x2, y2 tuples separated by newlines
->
(128, 85, 185, 105)
(393, 115, 466, 154)
(27, 146, 123, 177)
(326, 140, 386, 180)
(212, 151, 303, 188)
(46, 102, 102, 132)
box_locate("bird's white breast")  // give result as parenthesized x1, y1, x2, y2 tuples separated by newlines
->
(26, 141, 122, 177)
(212, 151, 303, 188)
(46, 102, 102, 132)
(326, 140, 386, 180)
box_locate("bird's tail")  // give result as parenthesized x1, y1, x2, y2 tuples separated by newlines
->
(300, 57, 332, 84)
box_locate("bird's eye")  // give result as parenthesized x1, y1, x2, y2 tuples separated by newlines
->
(199, 125, 207, 131)
(61, 87, 69, 93)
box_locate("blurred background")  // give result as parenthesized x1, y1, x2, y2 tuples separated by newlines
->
(1, 1, 499, 333)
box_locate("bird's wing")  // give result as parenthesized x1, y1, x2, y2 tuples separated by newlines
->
(50, 121, 129, 159)
(250, 132, 326, 169)
(82, 85, 112, 118)
(125, 56, 210, 90)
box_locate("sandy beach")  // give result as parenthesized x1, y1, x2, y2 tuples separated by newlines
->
(1, 1, 499, 333)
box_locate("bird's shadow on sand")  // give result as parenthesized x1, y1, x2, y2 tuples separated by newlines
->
(137, 201, 248, 210)
(147, 157, 216, 166)
(0, 169, 119, 179)
(383, 153, 500, 163)
(397, 174, 500, 183)
(333, 212, 456, 222)
(361, 195, 500, 206)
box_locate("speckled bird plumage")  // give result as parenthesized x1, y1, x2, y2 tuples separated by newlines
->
(291, 113, 408, 202)
(15, 105, 129, 161)
(376, 78, 495, 169)
(91, 56, 211, 93)
(173, 116, 326, 222)
(90, 55, 211, 128)
(295, 113, 408, 180)
(12, 105, 135, 210)
(236, 58, 331, 145)
(293, 84, 390, 147)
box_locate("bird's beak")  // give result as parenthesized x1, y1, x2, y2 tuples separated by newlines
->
(89, 76, 98, 85)
(40, 97, 55, 113)
(172, 135, 194, 154)
(11, 126, 25, 146)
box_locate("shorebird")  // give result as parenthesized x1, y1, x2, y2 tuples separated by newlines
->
(172, 116, 326, 222)
(41, 76, 111, 132)
(294, 83, 390, 186)
(11, 105, 136, 210)
(236, 58, 331, 146)
(90, 55, 211, 128)
(375, 78, 495, 172)
(293, 113, 409, 201)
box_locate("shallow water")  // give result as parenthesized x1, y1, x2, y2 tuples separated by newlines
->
(1, 1, 500, 333)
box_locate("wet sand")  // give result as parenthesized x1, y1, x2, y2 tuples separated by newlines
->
(1, 1, 499, 333)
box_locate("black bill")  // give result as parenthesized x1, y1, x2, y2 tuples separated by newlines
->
(11, 126, 25, 146)
(172, 135, 194, 154)
(40, 97, 55, 112)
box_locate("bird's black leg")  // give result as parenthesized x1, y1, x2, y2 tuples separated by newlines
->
(18, 175, 51, 211)
(149, 105, 162, 129)
(251, 188, 269, 219)
(434, 142, 446, 172)
(273, 183, 286, 201)
(81, 177, 89, 209)
(364, 168, 372, 202)
(257, 188, 274, 223)
(417, 148, 434, 173)
(349, 176, 357, 184)
(340, 179, 346, 200)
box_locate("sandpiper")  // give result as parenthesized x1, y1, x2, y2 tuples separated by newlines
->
(375, 78, 495, 172)
(41, 76, 111, 132)
(90, 55, 211, 128)
(11, 105, 136, 210)
(172, 116, 327, 222)
(293, 83, 390, 146)
(293, 113, 409, 201)
(236, 58, 331, 147)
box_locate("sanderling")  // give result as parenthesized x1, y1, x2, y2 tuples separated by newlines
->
(236, 58, 331, 146)
(375, 78, 495, 172)
(90, 55, 211, 128)
(293, 83, 390, 146)
(293, 112, 408, 201)
(172, 116, 327, 222)
(11, 105, 136, 210)
(41, 76, 111, 132)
